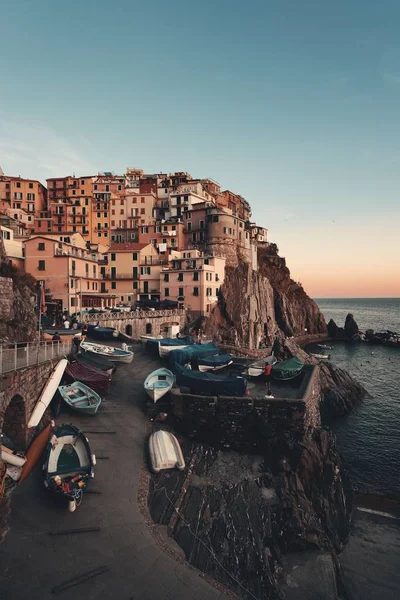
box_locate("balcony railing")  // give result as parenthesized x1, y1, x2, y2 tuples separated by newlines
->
(101, 273, 136, 280)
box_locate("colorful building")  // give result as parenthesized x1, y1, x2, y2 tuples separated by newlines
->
(1, 225, 25, 272)
(0, 175, 46, 215)
(160, 249, 225, 316)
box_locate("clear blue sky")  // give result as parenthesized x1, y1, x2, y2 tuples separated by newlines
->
(1, 0, 399, 296)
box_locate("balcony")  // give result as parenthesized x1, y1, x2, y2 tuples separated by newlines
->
(139, 258, 168, 266)
(101, 273, 135, 280)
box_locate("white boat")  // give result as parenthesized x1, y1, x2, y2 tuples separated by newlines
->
(1, 445, 26, 467)
(318, 344, 333, 350)
(311, 353, 330, 360)
(27, 358, 68, 427)
(159, 343, 190, 359)
(140, 334, 163, 344)
(247, 355, 277, 377)
(149, 430, 185, 473)
(144, 368, 174, 403)
(80, 341, 134, 364)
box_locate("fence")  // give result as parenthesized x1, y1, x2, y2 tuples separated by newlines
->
(0, 340, 72, 375)
(84, 308, 186, 323)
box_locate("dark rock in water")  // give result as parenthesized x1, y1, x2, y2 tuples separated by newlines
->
(319, 362, 366, 422)
(344, 313, 359, 339)
(148, 431, 351, 600)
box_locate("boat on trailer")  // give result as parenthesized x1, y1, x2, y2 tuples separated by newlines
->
(144, 368, 174, 403)
(149, 430, 185, 473)
(80, 341, 134, 364)
(58, 382, 102, 415)
(247, 354, 277, 377)
(43, 423, 95, 511)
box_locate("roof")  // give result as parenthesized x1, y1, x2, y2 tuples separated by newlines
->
(108, 243, 148, 252)
(0, 175, 45, 186)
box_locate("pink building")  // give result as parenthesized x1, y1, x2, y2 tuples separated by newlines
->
(160, 249, 225, 317)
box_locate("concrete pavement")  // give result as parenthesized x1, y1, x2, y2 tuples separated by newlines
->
(0, 346, 229, 600)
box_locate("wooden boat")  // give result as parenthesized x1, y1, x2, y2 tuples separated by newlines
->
(90, 326, 119, 341)
(27, 359, 68, 427)
(247, 355, 277, 377)
(149, 430, 185, 473)
(174, 364, 247, 397)
(1, 445, 26, 467)
(43, 424, 95, 511)
(80, 341, 134, 364)
(58, 382, 102, 415)
(310, 353, 330, 360)
(19, 423, 52, 485)
(75, 352, 116, 375)
(144, 368, 174, 403)
(197, 354, 233, 372)
(159, 343, 190, 358)
(43, 329, 81, 342)
(318, 344, 333, 350)
(65, 361, 111, 393)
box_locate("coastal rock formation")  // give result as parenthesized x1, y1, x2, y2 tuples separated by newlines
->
(204, 245, 327, 349)
(318, 362, 366, 421)
(344, 313, 360, 340)
(327, 319, 344, 339)
(148, 429, 351, 599)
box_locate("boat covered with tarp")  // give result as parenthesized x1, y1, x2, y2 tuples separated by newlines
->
(89, 326, 119, 341)
(168, 342, 219, 368)
(65, 361, 111, 393)
(174, 364, 247, 397)
(198, 354, 233, 372)
(146, 335, 194, 357)
(272, 357, 304, 380)
(75, 352, 116, 374)
(159, 336, 196, 358)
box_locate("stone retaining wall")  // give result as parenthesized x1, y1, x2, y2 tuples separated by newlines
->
(171, 365, 321, 452)
(0, 277, 14, 322)
(86, 309, 187, 340)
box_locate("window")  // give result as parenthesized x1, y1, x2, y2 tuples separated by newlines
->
(111, 253, 116, 261)
(38, 242, 45, 251)
(81, 180, 85, 185)
(111, 281, 116, 289)
(212, 215, 219, 222)
(141, 197, 145, 203)
(111, 220, 115, 226)
(193, 287, 199, 296)
(178, 273, 183, 281)
(206, 288, 212, 295)
(164, 274, 169, 282)
(141, 226, 148, 233)
(172, 225, 176, 231)
(146, 323, 152, 334)
(200, 220, 204, 229)
(85, 198, 89, 206)
(193, 271, 199, 281)
(140, 208, 145, 214)
(187, 222, 192, 231)
(29, 182, 33, 189)
(27, 193, 35, 201)
(38, 260, 45, 271)
(118, 185, 122, 191)
(104, 212, 108, 218)
(16, 182, 21, 188)
(164, 288, 169, 296)
(133, 281, 138, 289)
(104, 232, 108, 237)
(14, 192, 23, 200)
(112, 209, 115, 215)
(72, 190, 76, 195)
(178, 287, 184, 297)
(128, 296, 131, 302)
(156, 225, 161, 233)
(70, 278, 74, 289)
(163, 225, 167, 232)
(81, 190, 84, 195)
(106, 185, 110, 192)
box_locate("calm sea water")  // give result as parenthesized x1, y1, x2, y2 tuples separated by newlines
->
(313, 298, 400, 496)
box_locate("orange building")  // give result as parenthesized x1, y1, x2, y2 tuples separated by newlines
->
(24, 234, 114, 314)
(0, 175, 46, 215)
(45, 175, 94, 238)
(91, 173, 125, 244)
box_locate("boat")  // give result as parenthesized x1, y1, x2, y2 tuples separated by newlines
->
(197, 354, 233, 372)
(65, 361, 111, 393)
(90, 326, 119, 341)
(174, 363, 247, 397)
(58, 382, 102, 415)
(80, 341, 134, 364)
(43, 329, 82, 342)
(318, 344, 333, 350)
(140, 334, 163, 344)
(1, 445, 26, 467)
(247, 355, 278, 377)
(310, 353, 330, 360)
(27, 359, 68, 428)
(43, 423, 95, 511)
(272, 357, 304, 380)
(144, 368, 174, 403)
(19, 423, 53, 485)
(75, 352, 116, 375)
(168, 342, 219, 368)
(149, 430, 185, 473)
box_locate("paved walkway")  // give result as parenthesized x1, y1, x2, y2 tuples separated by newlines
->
(0, 346, 229, 600)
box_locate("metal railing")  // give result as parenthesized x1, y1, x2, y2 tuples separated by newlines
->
(0, 340, 72, 375)
(84, 308, 186, 322)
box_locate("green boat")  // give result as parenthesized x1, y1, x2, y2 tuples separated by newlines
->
(58, 382, 102, 415)
(272, 357, 304, 380)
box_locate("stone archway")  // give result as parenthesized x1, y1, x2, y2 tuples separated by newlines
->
(2, 394, 26, 450)
(125, 324, 133, 337)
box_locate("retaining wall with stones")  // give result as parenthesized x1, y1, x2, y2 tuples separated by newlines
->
(171, 365, 321, 452)
(0, 277, 14, 322)
(85, 309, 187, 340)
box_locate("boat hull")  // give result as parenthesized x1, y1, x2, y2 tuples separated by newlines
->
(140, 335, 163, 344)
(149, 430, 185, 473)
(247, 355, 277, 377)
(19, 423, 52, 485)
(198, 360, 233, 372)
(159, 343, 189, 358)
(80, 342, 134, 364)
(43, 331, 81, 342)
(1, 446, 26, 467)
(28, 359, 68, 428)
(59, 382, 101, 415)
(144, 368, 174, 403)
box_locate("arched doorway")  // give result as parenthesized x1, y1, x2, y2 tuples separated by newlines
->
(2, 395, 26, 450)
(145, 323, 152, 335)
(125, 324, 133, 336)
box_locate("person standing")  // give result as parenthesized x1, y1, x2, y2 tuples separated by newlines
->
(264, 362, 274, 398)
(52, 332, 61, 342)
(81, 322, 88, 341)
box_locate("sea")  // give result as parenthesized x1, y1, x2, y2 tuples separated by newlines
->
(313, 298, 400, 497)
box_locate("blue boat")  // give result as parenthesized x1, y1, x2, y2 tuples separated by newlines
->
(90, 326, 119, 341)
(198, 354, 233, 372)
(58, 382, 102, 415)
(168, 343, 219, 368)
(174, 364, 247, 397)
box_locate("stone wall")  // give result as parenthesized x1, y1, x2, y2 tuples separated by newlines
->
(85, 309, 187, 340)
(171, 365, 320, 452)
(0, 277, 14, 323)
(0, 360, 58, 449)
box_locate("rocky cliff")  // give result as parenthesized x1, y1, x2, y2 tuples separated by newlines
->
(204, 244, 327, 349)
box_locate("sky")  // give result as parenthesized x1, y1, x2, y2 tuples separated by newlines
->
(1, 0, 399, 298)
